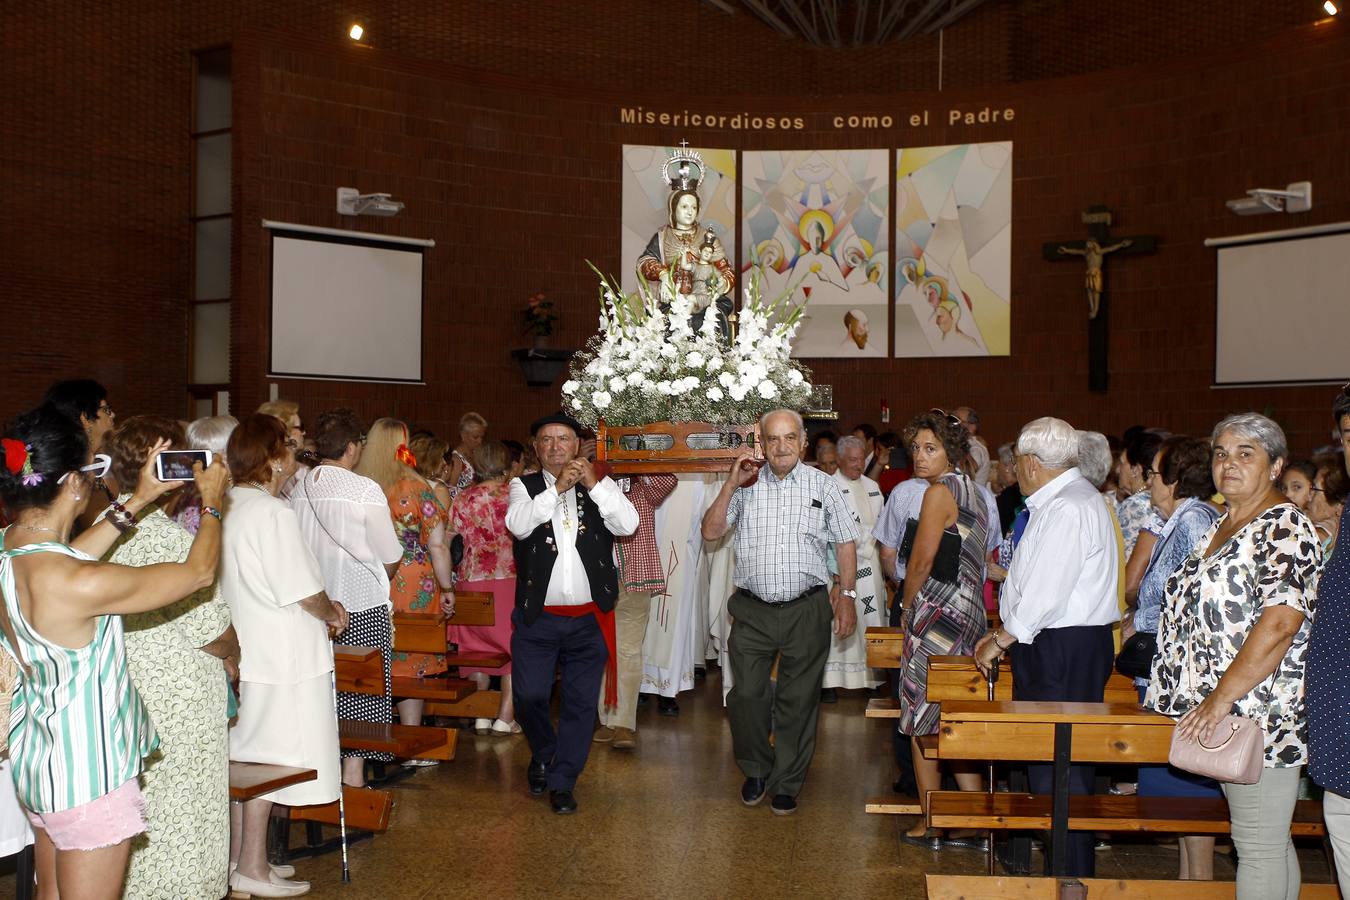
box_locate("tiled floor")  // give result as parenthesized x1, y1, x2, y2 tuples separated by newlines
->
(0, 669, 1337, 897)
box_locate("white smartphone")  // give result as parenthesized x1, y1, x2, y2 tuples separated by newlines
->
(155, 449, 213, 482)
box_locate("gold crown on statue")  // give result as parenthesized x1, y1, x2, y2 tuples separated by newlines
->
(663, 143, 705, 193)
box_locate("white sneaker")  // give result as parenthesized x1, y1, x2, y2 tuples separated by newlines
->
(474, 717, 493, 734)
(228, 869, 310, 898)
(400, 758, 440, 768)
(491, 718, 522, 735)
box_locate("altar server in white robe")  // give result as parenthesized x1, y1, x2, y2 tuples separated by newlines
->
(823, 436, 885, 692)
(641, 473, 714, 713)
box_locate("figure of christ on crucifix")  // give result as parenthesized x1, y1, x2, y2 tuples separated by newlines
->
(1056, 237, 1134, 320)
(1042, 206, 1157, 392)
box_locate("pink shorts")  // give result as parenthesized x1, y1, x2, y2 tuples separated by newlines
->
(25, 779, 147, 851)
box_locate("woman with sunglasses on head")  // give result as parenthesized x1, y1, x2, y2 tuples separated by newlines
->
(0, 402, 227, 900)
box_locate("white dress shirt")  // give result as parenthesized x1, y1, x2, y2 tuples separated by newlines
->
(506, 470, 638, 606)
(1000, 467, 1121, 644)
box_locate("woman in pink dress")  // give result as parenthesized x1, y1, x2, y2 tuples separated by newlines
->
(448, 441, 518, 735)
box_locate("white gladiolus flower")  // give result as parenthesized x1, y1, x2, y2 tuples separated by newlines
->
(561, 380, 579, 395)
(706, 386, 724, 402)
(593, 391, 612, 410)
(757, 380, 778, 399)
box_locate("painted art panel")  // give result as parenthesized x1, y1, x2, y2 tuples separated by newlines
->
(741, 149, 890, 358)
(894, 141, 1012, 357)
(621, 145, 736, 297)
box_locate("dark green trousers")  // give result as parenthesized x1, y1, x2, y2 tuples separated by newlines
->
(726, 585, 833, 798)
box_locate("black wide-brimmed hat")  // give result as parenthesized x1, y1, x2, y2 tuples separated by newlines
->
(529, 412, 585, 437)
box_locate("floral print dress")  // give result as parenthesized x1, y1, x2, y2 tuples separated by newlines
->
(1144, 503, 1322, 767)
(388, 477, 450, 677)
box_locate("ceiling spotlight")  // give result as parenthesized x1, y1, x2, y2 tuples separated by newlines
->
(336, 187, 403, 217)
(348, 22, 365, 41)
(1325, 1, 1339, 15)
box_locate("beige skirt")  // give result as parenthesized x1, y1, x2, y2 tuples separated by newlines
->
(230, 673, 340, 806)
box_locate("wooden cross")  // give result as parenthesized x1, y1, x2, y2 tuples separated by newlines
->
(1043, 206, 1156, 392)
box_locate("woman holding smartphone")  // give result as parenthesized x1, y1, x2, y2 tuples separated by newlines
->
(0, 402, 228, 900)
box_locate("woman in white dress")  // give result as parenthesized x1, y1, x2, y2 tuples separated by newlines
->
(221, 415, 348, 899)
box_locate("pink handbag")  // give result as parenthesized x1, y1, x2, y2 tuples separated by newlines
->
(1168, 713, 1264, 784)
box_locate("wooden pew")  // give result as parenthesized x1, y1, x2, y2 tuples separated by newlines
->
(289, 785, 394, 833)
(925, 874, 1341, 899)
(927, 699, 1326, 880)
(332, 644, 459, 761)
(396, 591, 511, 721)
(229, 761, 317, 801)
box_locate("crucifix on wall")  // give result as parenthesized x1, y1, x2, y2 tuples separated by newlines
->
(1043, 206, 1157, 392)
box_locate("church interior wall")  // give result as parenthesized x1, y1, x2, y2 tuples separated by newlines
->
(4, 1, 1346, 451)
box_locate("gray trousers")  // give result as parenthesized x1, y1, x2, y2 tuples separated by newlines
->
(725, 586, 833, 798)
(1324, 788, 1350, 898)
(598, 590, 652, 731)
(1221, 765, 1301, 900)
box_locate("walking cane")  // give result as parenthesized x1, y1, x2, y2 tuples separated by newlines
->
(328, 663, 351, 884)
(986, 659, 998, 875)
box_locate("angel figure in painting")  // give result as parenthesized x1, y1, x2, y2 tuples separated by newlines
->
(637, 147, 735, 338)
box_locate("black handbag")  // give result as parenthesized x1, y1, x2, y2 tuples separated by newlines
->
(450, 533, 465, 569)
(1115, 631, 1158, 680)
(898, 517, 962, 584)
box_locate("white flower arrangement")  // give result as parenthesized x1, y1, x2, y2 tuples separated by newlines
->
(565, 266, 813, 428)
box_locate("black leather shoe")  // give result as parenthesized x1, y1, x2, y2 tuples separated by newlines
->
(741, 777, 767, 807)
(770, 794, 797, 816)
(527, 760, 547, 795)
(658, 697, 680, 717)
(550, 790, 577, 814)
(820, 688, 838, 704)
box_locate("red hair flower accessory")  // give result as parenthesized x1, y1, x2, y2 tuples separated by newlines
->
(2, 438, 41, 485)
(395, 443, 418, 468)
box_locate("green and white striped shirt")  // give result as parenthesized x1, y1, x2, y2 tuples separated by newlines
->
(0, 542, 158, 813)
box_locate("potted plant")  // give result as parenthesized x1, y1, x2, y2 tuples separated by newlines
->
(513, 292, 571, 387)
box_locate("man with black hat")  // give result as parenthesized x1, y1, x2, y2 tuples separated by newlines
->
(505, 412, 638, 814)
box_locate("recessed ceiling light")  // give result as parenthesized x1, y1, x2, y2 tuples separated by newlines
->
(348, 22, 365, 41)
(1325, 1, 1339, 15)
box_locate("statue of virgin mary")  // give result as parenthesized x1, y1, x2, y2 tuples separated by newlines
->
(636, 148, 735, 339)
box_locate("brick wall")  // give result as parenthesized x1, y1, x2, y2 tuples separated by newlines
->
(4, 1, 1346, 455)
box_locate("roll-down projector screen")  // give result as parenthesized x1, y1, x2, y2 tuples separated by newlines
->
(270, 228, 427, 382)
(1215, 228, 1350, 386)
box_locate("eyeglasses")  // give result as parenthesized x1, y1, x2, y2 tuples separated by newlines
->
(97, 404, 114, 418)
(58, 454, 111, 484)
(1142, 468, 1158, 480)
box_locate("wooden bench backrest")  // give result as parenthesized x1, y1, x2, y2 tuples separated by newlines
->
(334, 645, 384, 696)
(926, 656, 1138, 704)
(392, 612, 448, 655)
(446, 590, 494, 627)
(937, 700, 1174, 765)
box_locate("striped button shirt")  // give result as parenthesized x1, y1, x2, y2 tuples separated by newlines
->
(725, 460, 859, 602)
(0, 542, 158, 813)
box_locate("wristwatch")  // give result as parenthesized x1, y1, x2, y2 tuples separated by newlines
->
(839, 588, 857, 599)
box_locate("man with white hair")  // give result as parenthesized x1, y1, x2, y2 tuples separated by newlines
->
(703, 409, 859, 815)
(821, 435, 885, 700)
(974, 416, 1120, 877)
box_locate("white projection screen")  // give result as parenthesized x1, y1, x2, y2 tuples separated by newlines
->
(1215, 228, 1350, 386)
(269, 227, 428, 382)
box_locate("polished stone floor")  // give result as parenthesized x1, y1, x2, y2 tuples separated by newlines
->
(0, 669, 1337, 897)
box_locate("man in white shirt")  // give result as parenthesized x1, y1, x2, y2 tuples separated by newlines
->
(954, 406, 992, 487)
(974, 416, 1120, 878)
(506, 413, 638, 814)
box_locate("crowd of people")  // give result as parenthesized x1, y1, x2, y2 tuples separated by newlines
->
(2, 378, 1350, 899)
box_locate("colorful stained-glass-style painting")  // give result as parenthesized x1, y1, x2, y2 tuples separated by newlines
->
(894, 142, 1012, 358)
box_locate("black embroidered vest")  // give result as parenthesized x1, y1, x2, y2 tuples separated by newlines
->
(512, 472, 620, 624)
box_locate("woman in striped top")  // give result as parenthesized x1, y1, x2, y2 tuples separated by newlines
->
(0, 403, 228, 900)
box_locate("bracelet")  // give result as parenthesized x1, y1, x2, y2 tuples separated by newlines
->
(201, 505, 222, 521)
(993, 631, 1013, 651)
(106, 501, 136, 534)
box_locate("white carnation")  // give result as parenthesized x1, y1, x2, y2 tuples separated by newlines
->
(705, 356, 723, 371)
(706, 386, 724, 402)
(609, 377, 626, 393)
(718, 371, 735, 388)
(570, 398, 583, 410)
(786, 368, 804, 385)
(728, 383, 749, 401)
(686, 351, 705, 369)
(593, 391, 612, 410)
(757, 380, 778, 400)
(659, 343, 677, 359)
(561, 380, 579, 395)
(626, 371, 646, 387)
